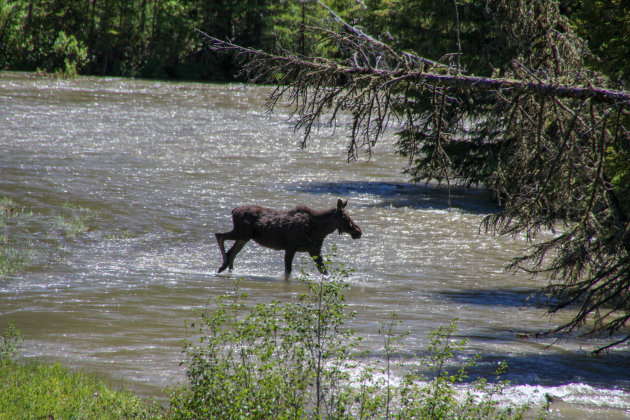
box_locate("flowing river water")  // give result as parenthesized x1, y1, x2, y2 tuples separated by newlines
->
(1, 71, 629, 418)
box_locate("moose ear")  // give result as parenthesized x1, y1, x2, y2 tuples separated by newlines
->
(337, 199, 347, 209)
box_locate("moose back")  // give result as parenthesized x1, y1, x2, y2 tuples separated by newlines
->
(215, 199, 362, 278)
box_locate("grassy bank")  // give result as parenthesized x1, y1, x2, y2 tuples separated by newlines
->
(0, 322, 163, 419)
(0, 360, 163, 419)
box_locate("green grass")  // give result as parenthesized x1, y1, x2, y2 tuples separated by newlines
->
(0, 197, 100, 278)
(0, 247, 31, 277)
(0, 197, 33, 220)
(0, 360, 163, 419)
(57, 200, 94, 238)
(0, 198, 33, 278)
(1, 323, 163, 419)
(56, 214, 88, 238)
(105, 229, 135, 240)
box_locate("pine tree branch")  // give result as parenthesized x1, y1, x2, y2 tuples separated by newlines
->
(197, 29, 630, 106)
(398, 72, 630, 105)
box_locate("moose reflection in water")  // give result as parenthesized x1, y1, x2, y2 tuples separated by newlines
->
(215, 199, 362, 278)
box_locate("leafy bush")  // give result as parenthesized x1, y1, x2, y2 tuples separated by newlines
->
(170, 260, 358, 419)
(51, 31, 88, 78)
(170, 259, 540, 419)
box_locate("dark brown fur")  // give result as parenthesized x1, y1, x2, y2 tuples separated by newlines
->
(215, 199, 362, 278)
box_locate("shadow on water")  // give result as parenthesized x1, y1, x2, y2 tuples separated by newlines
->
(435, 288, 554, 308)
(465, 352, 630, 388)
(375, 344, 630, 388)
(291, 181, 500, 214)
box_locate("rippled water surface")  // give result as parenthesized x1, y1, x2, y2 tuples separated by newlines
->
(1, 72, 629, 418)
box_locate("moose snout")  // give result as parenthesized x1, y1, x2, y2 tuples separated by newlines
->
(351, 227, 362, 239)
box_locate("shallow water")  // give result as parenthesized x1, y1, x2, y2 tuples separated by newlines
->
(1, 71, 629, 418)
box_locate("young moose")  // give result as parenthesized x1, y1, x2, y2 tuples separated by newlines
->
(215, 199, 362, 278)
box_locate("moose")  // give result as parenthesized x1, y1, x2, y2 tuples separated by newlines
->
(215, 199, 362, 278)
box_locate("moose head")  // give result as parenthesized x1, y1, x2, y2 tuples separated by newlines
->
(335, 199, 362, 239)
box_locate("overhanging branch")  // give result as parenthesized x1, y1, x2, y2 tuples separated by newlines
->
(196, 30, 630, 107)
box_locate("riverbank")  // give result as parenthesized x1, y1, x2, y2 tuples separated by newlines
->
(0, 360, 163, 419)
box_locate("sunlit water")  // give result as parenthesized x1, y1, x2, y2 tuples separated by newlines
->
(1, 71, 629, 418)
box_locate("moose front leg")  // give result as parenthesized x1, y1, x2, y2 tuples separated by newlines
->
(284, 249, 296, 280)
(226, 240, 248, 271)
(309, 250, 328, 275)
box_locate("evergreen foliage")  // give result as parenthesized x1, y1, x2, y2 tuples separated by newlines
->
(574, 0, 630, 86)
(0, 0, 627, 84)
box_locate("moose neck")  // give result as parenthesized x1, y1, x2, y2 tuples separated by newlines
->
(311, 208, 340, 237)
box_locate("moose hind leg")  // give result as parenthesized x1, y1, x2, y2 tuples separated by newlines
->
(215, 232, 228, 263)
(216, 229, 248, 273)
(215, 232, 232, 272)
(226, 240, 248, 271)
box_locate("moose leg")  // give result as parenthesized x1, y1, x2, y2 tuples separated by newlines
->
(226, 240, 248, 271)
(215, 233, 228, 266)
(284, 249, 296, 280)
(216, 229, 250, 273)
(309, 250, 328, 275)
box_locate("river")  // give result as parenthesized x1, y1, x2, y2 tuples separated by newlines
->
(1, 71, 629, 418)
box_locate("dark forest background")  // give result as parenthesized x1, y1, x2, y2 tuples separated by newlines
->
(0, 0, 628, 84)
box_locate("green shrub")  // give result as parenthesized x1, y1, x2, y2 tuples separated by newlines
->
(394, 322, 531, 420)
(171, 259, 541, 419)
(170, 259, 358, 419)
(51, 31, 88, 78)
